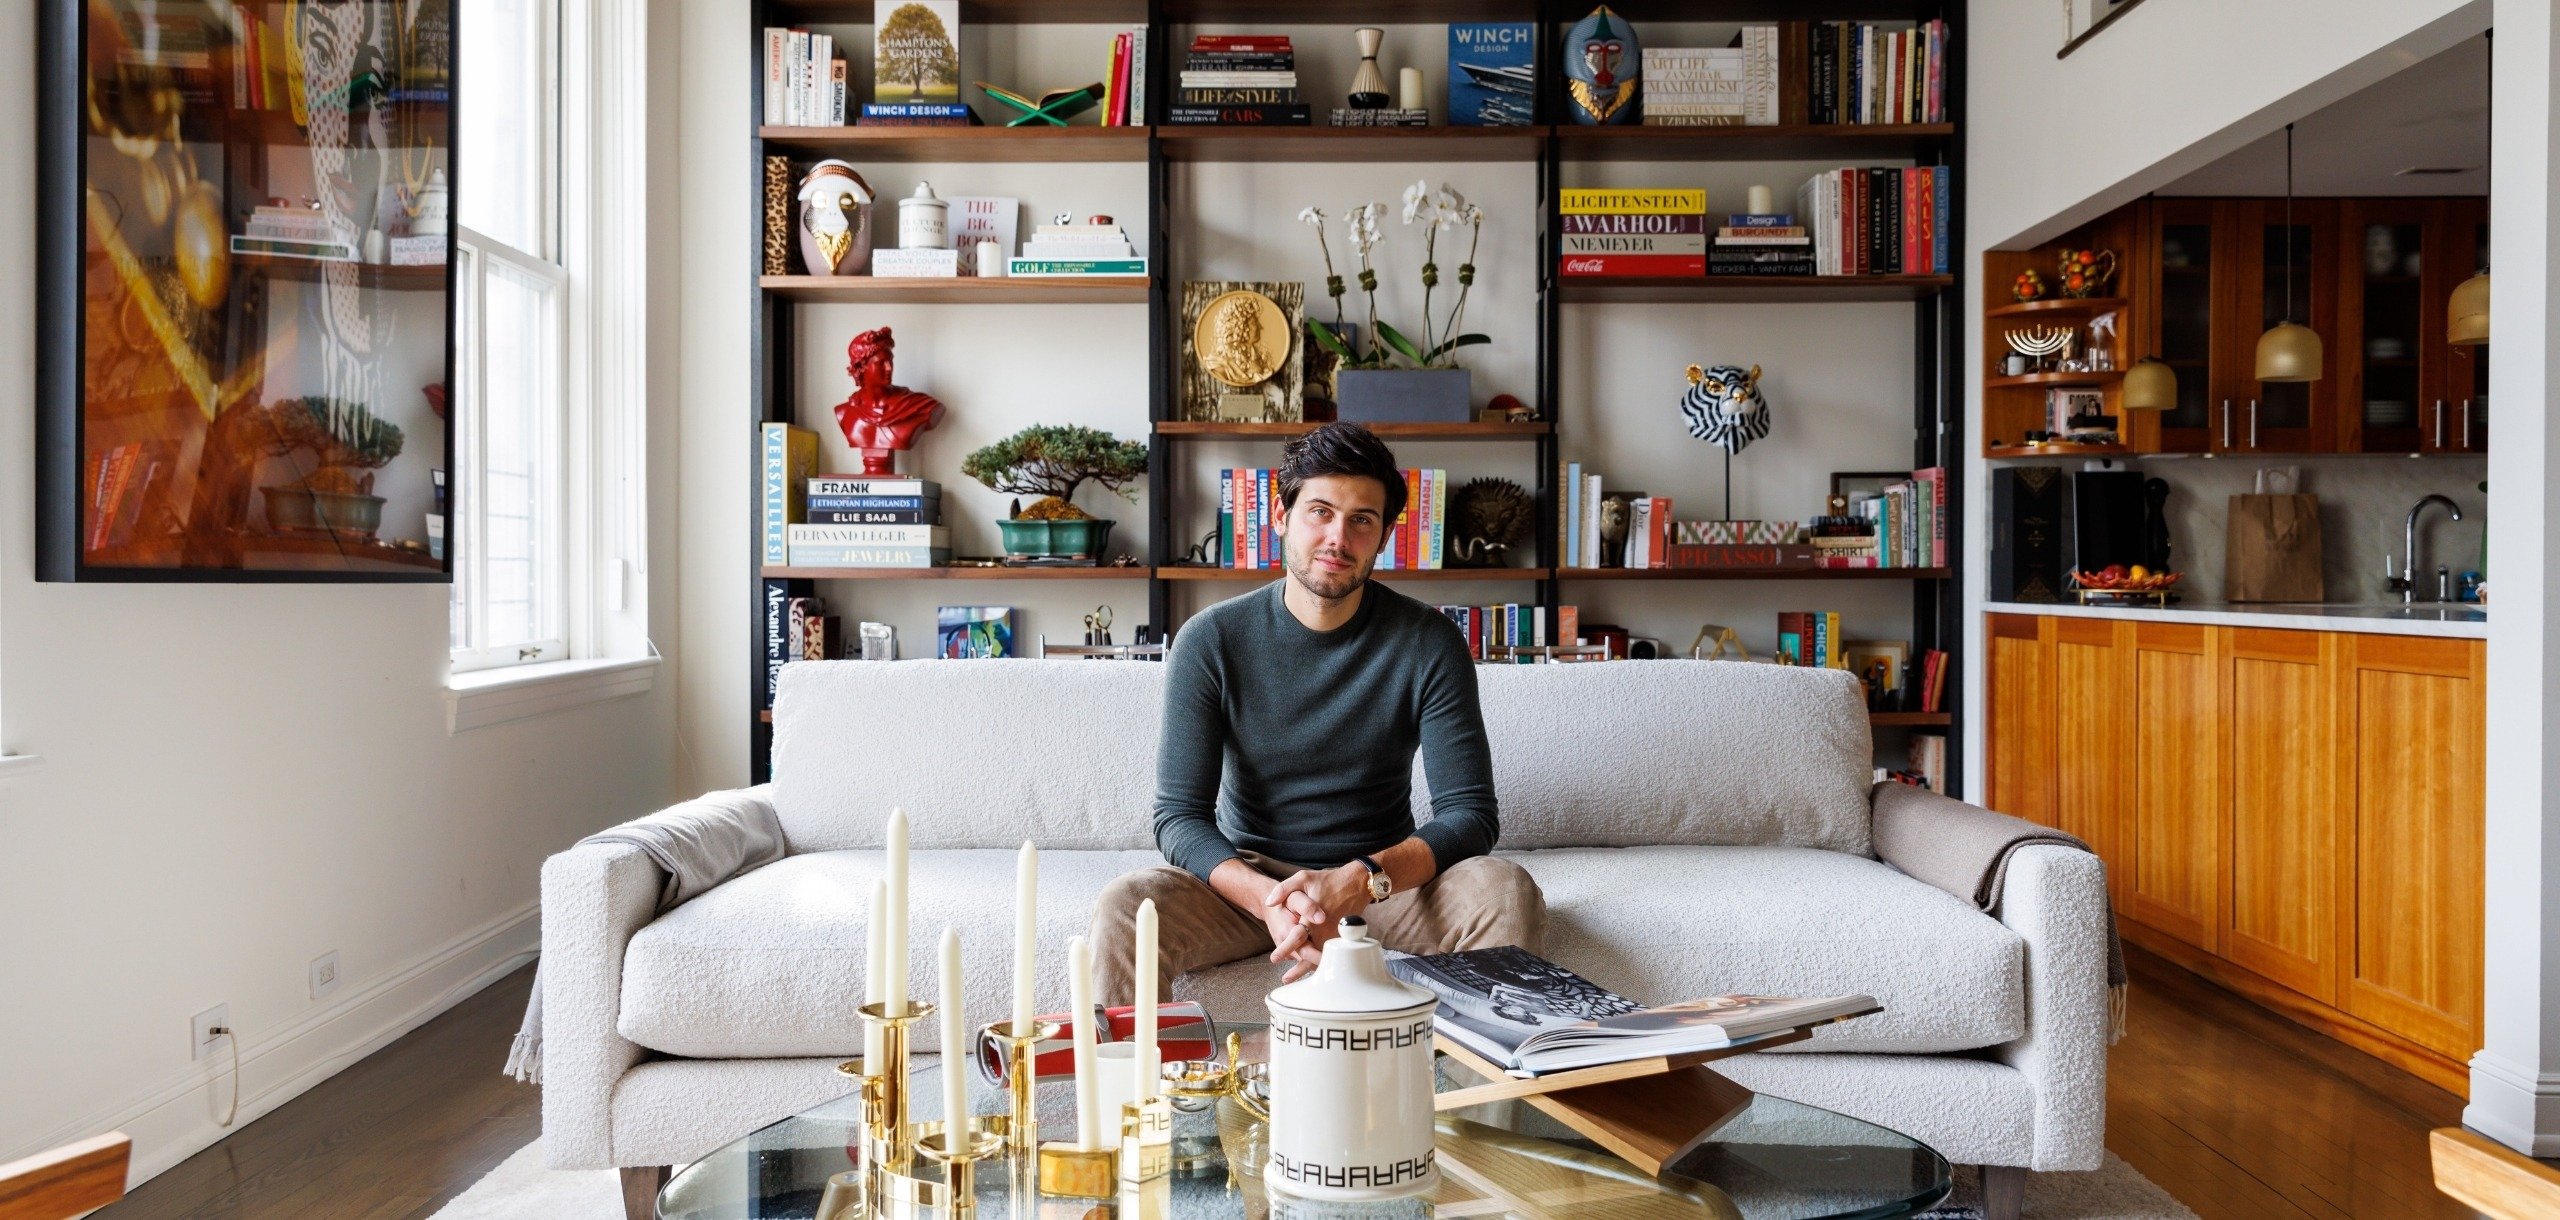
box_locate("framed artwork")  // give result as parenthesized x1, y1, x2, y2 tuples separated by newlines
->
(1179, 280, 1304, 423)
(38, 0, 456, 581)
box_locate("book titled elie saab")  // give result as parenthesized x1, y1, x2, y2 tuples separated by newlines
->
(1446, 22, 1534, 126)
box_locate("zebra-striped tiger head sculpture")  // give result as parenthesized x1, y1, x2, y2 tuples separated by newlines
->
(1680, 363, 1770, 455)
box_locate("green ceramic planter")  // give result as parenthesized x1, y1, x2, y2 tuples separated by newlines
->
(996, 516, 1116, 562)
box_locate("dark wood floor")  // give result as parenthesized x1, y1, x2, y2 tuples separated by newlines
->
(97, 955, 2481, 1218)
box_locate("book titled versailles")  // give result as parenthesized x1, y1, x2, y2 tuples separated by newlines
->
(1387, 946, 1879, 1075)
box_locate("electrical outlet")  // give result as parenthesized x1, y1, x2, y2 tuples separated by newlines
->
(309, 951, 341, 1001)
(191, 1004, 230, 1062)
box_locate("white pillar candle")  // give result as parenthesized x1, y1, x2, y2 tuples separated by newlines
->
(1747, 184, 1775, 216)
(1133, 898, 1157, 1102)
(885, 807, 910, 1012)
(1013, 841, 1037, 1035)
(1068, 935, 1100, 1149)
(865, 880, 887, 1070)
(941, 927, 968, 1137)
(1398, 67, 1424, 113)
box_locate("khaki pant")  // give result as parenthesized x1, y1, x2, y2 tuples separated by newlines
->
(1088, 851, 1547, 1005)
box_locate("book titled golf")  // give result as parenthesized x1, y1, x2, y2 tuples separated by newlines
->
(1386, 946, 1879, 1076)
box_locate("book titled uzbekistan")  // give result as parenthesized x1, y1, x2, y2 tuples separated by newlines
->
(1385, 946, 1878, 1076)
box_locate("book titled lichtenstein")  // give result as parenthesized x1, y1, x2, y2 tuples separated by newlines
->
(1558, 189, 1707, 277)
(1385, 946, 1878, 1076)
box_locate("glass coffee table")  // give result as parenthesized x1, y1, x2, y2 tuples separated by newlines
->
(660, 1024, 1949, 1219)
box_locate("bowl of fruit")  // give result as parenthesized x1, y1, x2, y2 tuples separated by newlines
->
(2070, 564, 2182, 604)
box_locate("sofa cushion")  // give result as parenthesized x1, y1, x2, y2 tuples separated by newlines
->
(1420, 661, 1877, 855)
(1507, 846, 2024, 1053)
(771, 660, 1164, 853)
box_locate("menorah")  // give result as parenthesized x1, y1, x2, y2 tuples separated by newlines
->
(2002, 325, 2076, 373)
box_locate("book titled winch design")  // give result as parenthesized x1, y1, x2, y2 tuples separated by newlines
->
(1386, 946, 1879, 1075)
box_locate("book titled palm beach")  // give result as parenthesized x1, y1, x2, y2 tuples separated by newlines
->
(1386, 946, 1878, 1075)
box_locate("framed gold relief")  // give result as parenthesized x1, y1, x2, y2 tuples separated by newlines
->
(1179, 281, 1303, 423)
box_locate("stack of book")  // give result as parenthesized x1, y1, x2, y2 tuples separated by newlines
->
(1639, 27, 1778, 126)
(1436, 604, 1575, 661)
(1100, 27, 1149, 125)
(1776, 611, 1850, 669)
(1008, 220, 1144, 277)
(1825, 467, 1946, 569)
(1330, 107, 1429, 128)
(1667, 520, 1813, 569)
(1807, 19, 1949, 126)
(1214, 467, 1448, 569)
(1168, 35, 1308, 126)
(788, 476, 948, 568)
(1558, 189, 1705, 279)
(1710, 211, 1814, 278)
(233, 205, 355, 262)
(1808, 514, 1879, 565)
(1793, 166, 1951, 276)
(762, 26, 848, 126)
(1445, 22, 1535, 126)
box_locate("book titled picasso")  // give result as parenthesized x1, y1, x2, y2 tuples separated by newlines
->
(1384, 946, 1879, 1076)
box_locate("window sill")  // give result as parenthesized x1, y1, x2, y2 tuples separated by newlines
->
(446, 656, 659, 734)
(0, 754, 45, 780)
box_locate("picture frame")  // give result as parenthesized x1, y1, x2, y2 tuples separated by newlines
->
(37, 0, 457, 581)
(1843, 639, 1912, 710)
(1179, 280, 1305, 423)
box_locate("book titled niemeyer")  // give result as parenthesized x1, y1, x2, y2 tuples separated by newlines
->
(1386, 946, 1878, 1076)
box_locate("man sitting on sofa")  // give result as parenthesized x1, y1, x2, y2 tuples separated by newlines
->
(1092, 423, 1546, 1004)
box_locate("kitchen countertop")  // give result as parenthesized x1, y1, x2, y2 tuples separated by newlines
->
(1983, 599, 2488, 640)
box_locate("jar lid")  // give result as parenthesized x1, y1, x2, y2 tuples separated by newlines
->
(1266, 918, 1433, 1016)
(903, 181, 946, 209)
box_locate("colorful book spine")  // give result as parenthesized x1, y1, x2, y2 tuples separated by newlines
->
(1218, 469, 1235, 568)
(809, 509, 935, 525)
(762, 423, 816, 565)
(787, 546, 951, 568)
(788, 524, 951, 547)
(1563, 234, 1709, 255)
(806, 495, 938, 512)
(809, 477, 939, 497)
(1560, 253, 1707, 276)
(1558, 189, 1707, 214)
(1007, 259, 1149, 276)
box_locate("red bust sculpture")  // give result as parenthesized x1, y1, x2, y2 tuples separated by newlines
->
(833, 328, 946, 475)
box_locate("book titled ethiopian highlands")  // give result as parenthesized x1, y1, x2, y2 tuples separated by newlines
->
(1385, 945, 1879, 1076)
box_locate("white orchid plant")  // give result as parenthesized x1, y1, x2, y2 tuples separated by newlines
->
(1299, 181, 1489, 371)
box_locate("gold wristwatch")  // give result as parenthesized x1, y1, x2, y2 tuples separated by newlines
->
(1355, 855, 1391, 902)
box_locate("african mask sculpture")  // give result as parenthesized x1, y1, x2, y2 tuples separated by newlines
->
(1564, 6, 1640, 125)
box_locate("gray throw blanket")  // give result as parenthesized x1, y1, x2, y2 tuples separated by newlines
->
(505, 789, 788, 1083)
(1868, 781, 2129, 1043)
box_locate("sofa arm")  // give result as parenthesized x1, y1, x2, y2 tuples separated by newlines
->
(538, 842, 659, 1169)
(1987, 844, 2112, 1171)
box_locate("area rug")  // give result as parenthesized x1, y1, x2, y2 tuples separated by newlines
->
(433, 1140, 2201, 1219)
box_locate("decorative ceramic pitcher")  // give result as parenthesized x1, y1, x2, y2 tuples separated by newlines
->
(1262, 917, 1439, 1202)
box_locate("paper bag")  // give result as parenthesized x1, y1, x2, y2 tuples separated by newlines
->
(2226, 494, 2323, 602)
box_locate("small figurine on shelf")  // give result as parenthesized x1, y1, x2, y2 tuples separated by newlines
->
(834, 328, 946, 476)
(1348, 28, 1392, 108)
(1562, 6, 1640, 125)
(796, 160, 875, 277)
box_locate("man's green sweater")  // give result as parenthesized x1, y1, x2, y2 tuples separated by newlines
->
(1153, 579, 1500, 881)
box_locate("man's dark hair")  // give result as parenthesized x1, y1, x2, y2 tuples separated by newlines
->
(1276, 422, 1406, 523)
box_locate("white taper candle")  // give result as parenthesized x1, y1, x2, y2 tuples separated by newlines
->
(885, 807, 910, 1011)
(1013, 841, 1037, 1036)
(1398, 66, 1424, 112)
(1134, 898, 1158, 1102)
(940, 927, 967, 1137)
(1068, 935, 1100, 1149)
(864, 880, 887, 1070)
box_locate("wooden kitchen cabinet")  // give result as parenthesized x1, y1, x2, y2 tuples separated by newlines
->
(2222, 198, 2341, 453)
(2127, 622, 2224, 951)
(2338, 197, 2489, 455)
(2133, 198, 2233, 455)
(2221, 628, 2345, 1000)
(1985, 614, 2057, 827)
(2338, 634, 2486, 1060)
(2052, 618, 2133, 908)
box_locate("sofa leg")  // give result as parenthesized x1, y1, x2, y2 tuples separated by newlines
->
(620, 1165, 669, 1220)
(1980, 1164, 2025, 1220)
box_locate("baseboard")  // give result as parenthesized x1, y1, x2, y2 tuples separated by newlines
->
(2464, 1051, 2560, 1156)
(8, 901, 541, 1187)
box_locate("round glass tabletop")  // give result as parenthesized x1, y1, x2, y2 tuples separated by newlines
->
(660, 1024, 1949, 1220)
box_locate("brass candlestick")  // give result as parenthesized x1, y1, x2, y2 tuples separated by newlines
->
(856, 1000, 935, 1182)
(992, 1019, 1060, 1155)
(1036, 1141, 1119, 1199)
(1119, 1094, 1173, 1184)
(915, 1120, 1006, 1214)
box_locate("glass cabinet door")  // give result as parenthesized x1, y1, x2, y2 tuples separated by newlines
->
(2229, 199, 2338, 452)
(2349, 205, 2428, 452)
(2440, 201, 2488, 454)
(2142, 200, 2221, 454)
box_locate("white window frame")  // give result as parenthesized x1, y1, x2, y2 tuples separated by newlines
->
(446, 0, 656, 723)
(449, 225, 572, 673)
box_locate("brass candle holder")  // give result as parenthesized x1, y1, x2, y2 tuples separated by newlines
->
(991, 1019, 1061, 1155)
(856, 999, 935, 1182)
(1119, 1094, 1173, 1184)
(915, 1119, 1007, 1214)
(1035, 1140, 1119, 1199)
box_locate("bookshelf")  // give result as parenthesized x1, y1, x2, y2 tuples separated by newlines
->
(748, 1, 1967, 786)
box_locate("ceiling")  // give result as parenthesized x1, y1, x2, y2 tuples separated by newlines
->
(2157, 34, 2488, 197)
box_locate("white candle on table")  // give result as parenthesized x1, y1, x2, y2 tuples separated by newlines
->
(940, 927, 968, 1139)
(1134, 898, 1157, 1102)
(864, 880, 887, 1070)
(885, 807, 910, 1012)
(1398, 67, 1424, 113)
(1747, 184, 1775, 216)
(1068, 935, 1100, 1149)
(1013, 841, 1037, 1036)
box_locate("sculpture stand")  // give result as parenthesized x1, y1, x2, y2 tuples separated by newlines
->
(1430, 1028, 1823, 1175)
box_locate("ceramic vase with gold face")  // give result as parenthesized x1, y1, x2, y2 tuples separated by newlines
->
(797, 160, 875, 277)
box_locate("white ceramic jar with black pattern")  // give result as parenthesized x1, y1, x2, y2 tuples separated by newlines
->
(1262, 917, 1440, 1202)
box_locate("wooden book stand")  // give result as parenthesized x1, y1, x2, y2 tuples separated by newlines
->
(1431, 1029, 1811, 1177)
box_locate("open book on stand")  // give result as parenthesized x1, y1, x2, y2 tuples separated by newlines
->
(1387, 946, 1880, 1076)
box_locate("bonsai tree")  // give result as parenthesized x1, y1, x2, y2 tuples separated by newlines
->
(262, 395, 406, 495)
(875, 3, 959, 101)
(962, 424, 1146, 520)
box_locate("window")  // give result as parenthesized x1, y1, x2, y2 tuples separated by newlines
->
(451, 0, 568, 672)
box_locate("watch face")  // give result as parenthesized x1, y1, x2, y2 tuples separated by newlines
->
(1369, 872, 1392, 901)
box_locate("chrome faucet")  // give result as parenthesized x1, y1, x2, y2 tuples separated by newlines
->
(2392, 494, 2463, 603)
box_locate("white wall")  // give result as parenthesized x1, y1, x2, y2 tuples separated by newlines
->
(0, 0, 685, 1183)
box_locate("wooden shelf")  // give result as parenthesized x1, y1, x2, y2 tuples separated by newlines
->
(1984, 443, 2135, 459)
(1155, 420, 1549, 440)
(1983, 295, 2129, 318)
(761, 275, 1149, 303)
(1557, 566, 1950, 581)
(772, 0, 1143, 19)
(232, 253, 447, 289)
(1984, 370, 2126, 389)
(764, 565, 1154, 579)
(1155, 566, 1540, 582)
(1556, 123, 1952, 162)
(760, 125, 1148, 161)
(1158, 125, 1539, 163)
(1559, 275, 1953, 304)
(1166, 0, 1537, 19)
(1870, 711, 1952, 727)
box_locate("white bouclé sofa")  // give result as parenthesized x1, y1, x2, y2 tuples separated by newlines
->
(539, 657, 2109, 1210)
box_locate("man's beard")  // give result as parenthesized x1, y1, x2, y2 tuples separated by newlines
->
(1285, 535, 1372, 602)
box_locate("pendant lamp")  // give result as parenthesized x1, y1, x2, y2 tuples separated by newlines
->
(2254, 124, 2323, 382)
(2450, 30, 2491, 346)
(2122, 357, 2177, 410)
